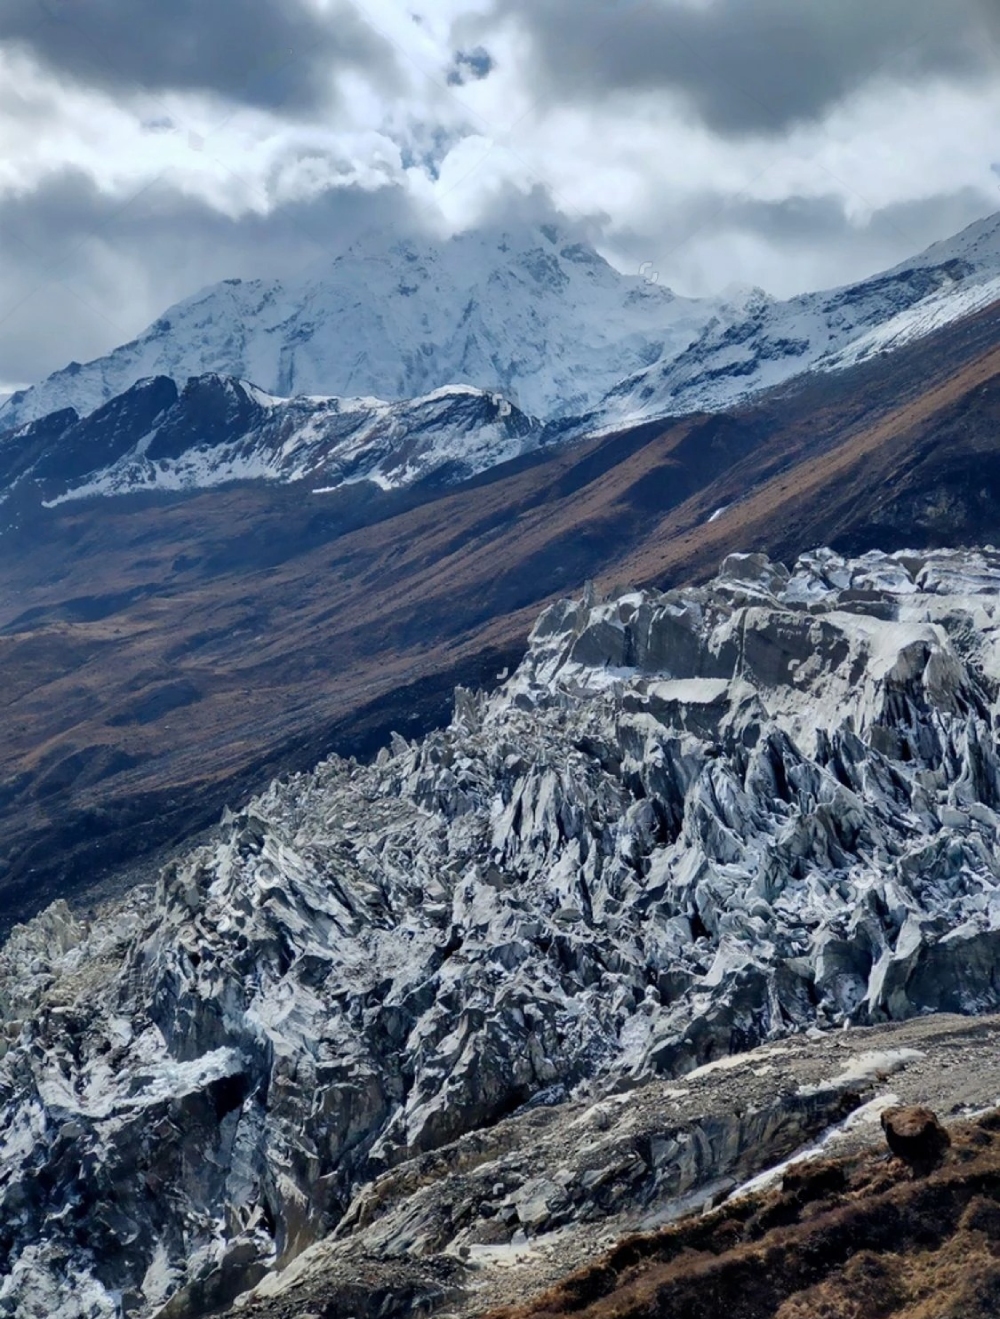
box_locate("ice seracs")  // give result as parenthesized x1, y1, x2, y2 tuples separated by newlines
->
(4, 546, 1000, 1315)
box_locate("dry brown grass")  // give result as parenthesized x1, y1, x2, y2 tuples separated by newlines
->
(486, 1114, 1000, 1319)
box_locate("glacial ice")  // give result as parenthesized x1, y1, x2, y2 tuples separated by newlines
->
(4, 546, 1000, 1314)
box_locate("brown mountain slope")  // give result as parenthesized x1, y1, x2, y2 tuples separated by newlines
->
(3, 297, 1000, 927)
(617, 329, 1000, 589)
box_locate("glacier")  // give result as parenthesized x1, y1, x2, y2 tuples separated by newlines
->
(5, 546, 1000, 1315)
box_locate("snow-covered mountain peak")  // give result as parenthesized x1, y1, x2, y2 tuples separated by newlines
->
(0, 223, 709, 432)
(5, 209, 1000, 466)
(716, 282, 775, 315)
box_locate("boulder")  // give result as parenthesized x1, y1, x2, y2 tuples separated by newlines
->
(881, 1106, 952, 1172)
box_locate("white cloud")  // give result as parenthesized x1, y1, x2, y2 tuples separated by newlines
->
(0, 0, 997, 386)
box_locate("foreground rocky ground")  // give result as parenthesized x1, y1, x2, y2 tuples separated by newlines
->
(229, 1014, 1000, 1319)
(485, 1090, 1000, 1319)
(5, 545, 1000, 1315)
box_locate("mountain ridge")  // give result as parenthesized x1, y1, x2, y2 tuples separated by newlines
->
(596, 209, 1000, 430)
(0, 373, 542, 523)
(5, 211, 1000, 460)
(4, 293, 1000, 932)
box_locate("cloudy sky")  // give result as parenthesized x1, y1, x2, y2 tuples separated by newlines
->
(1, 0, 999, 393)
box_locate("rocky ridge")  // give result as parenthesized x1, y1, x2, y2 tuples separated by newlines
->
(595, 210, 1000, 430)
(5, 546, 1000, 1315)
(0, 372, 540, 521)
(481, 1081, 1000, 1319)
(7, 212, 1000, 456)
(231, 1014, 1000, 1319)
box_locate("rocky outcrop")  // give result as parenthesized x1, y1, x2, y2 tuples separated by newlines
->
(484, 1100, 1000, 1319)
(881, 1105, 951, 1172)
(5, 546, 1000, 1315)
(228, 1013, 1000, 1319)
(0, 372, 540, 518)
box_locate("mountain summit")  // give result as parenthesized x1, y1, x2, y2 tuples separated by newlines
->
(6, 213, 1000, 444)
(0, 224, 714, 430)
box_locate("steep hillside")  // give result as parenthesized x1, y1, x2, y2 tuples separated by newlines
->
(3, 295, 1000, 929)
(612, 303, 1000, 590)
(486, 1102, 1000, 1319)
(231, 1016, 1000, 1319)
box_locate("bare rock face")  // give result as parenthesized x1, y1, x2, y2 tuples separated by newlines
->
(4, 546, 1000, 1315)
(881, 1106, 952, 1172)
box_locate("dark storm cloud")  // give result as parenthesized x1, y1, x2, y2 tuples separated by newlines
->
(0, 0, 401, 115)
(669, 191, 993, 263)
(0, 168, 430, 385)
(474, 0, 1000, 135)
